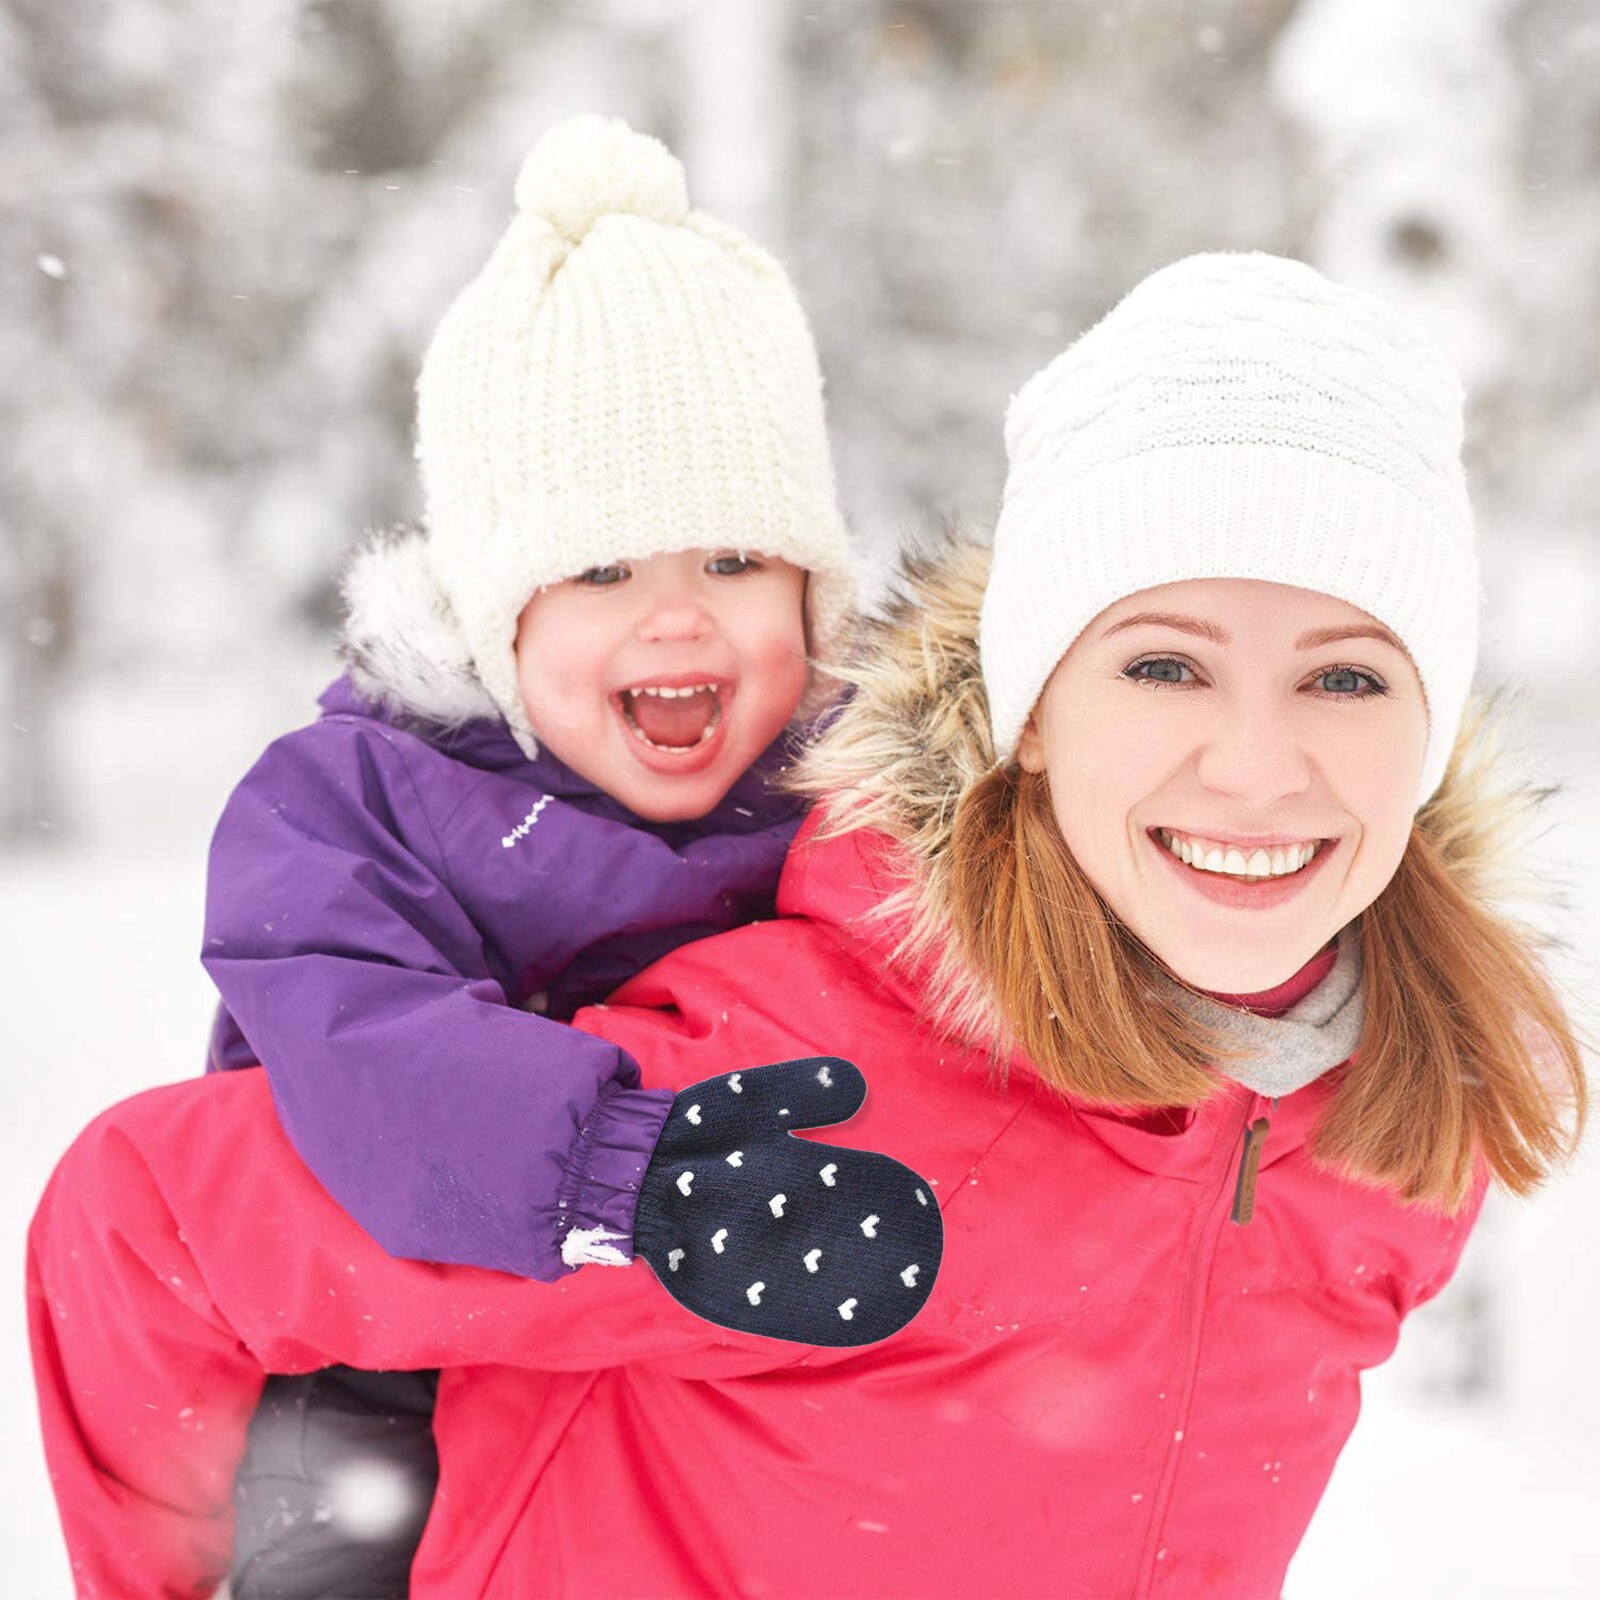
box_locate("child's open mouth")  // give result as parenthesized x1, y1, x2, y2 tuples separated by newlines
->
(617, 683, 726, 752)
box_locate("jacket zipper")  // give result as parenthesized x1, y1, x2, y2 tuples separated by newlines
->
(1132, 1090, 1265, 1595)
(1230, 1096, 1276, 1226)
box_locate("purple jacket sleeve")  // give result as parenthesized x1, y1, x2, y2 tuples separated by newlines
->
(201, 720, 674, 1280)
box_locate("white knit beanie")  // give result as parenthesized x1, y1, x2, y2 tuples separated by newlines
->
(415, 114, 856, 753)
(980, 251, 1481, 809)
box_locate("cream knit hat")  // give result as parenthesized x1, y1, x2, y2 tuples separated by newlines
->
(980, 251, 1481, 809)
(415, 114, 856, 753)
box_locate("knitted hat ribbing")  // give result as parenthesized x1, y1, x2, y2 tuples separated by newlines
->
(415, 115, 856, 753)
(980, 252, 1481, 809)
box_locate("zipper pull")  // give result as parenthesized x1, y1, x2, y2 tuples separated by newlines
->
(1230, 1114, 1271, 1225)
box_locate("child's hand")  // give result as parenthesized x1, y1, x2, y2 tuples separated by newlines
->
(633, 1058, 942, 1347)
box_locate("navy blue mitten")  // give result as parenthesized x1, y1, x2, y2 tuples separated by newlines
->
(633, 1057, 942, 1347)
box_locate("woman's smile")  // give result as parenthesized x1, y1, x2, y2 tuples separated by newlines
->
(1145, 823, 1340, 910)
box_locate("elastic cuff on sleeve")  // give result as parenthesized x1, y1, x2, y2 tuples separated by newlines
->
(554, 1083, 674, 1269)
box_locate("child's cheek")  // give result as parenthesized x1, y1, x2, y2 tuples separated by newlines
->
(761, 628, 812, 719)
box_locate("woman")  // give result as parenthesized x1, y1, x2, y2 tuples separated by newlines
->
(30, 252, 1588, 1597)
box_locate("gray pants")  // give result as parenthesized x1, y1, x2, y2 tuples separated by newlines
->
(231, 1368, 439, 1599)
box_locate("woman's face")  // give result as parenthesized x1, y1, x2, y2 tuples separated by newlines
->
(1015, 577, 1429, 993)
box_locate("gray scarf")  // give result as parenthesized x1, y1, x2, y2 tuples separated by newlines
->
(1152, 922, 1366, 1098)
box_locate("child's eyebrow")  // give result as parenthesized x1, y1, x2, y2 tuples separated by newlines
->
(1099, 612, 1406, 654)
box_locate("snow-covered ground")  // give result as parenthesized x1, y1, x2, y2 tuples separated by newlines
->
(7, 726, 1598, 1596)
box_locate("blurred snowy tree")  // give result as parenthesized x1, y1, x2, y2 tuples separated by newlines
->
(1272, 0, 1600, 748)
(790, 0, 1299, 549)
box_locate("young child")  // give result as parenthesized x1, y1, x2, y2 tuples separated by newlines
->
(32, 256, 1587, 1596)
(188, 112, 896, 1594)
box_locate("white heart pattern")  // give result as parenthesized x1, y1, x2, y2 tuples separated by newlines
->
(644, 1062, 940, 1344)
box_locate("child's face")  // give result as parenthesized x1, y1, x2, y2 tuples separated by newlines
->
(1016, 577, 1429, 994)
(513, 548, 810, 822)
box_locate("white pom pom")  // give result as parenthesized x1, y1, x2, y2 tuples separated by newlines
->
(513, 114, 689, 242)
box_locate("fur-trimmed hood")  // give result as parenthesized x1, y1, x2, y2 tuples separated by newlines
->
(335, 525, 503, 729)
(787, 531, 1574, 1054)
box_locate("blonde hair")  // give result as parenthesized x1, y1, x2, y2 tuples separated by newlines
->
(946, 687, 1591, 1211)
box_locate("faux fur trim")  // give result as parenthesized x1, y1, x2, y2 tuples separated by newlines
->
(336, 525, 500, 727)
(787, 528, 1574, 1055)
(788, 532, 1010, 1051)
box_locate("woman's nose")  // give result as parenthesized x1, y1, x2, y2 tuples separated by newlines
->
(1195, 703, 1313, 800)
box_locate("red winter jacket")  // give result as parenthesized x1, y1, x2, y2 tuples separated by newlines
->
(30, 543, 1489, 1598)
(406, 815, 1483, 1597)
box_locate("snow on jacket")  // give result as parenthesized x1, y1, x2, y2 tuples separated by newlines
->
(389, 538, 1512, 1596)
(201, 526, 808, 1278)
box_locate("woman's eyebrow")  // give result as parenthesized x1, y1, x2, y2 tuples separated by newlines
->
(1099, 611, 1405, 653)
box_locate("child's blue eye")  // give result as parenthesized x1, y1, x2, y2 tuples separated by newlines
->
(575, 565, 629, 587)
(706, 552, 762, 577)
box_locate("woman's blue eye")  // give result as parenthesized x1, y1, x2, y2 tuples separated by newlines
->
(1127, 657, 1187, 685)
(575, 565, 629, 587)
(707, 552, 762, 576)
(1122, 657, 1389, 699)
(1319, 667, 1378, 696)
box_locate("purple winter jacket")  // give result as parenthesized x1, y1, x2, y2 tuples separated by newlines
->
(202, 671, 807, 1282)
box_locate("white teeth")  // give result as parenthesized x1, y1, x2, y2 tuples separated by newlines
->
(1160, 829, 1321, 880)
(627, 683, 718, 699)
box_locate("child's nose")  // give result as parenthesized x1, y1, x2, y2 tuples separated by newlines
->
(637, 594, 715, 642)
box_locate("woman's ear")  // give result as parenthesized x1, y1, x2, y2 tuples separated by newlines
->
(1015, 709, 1046, 773)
